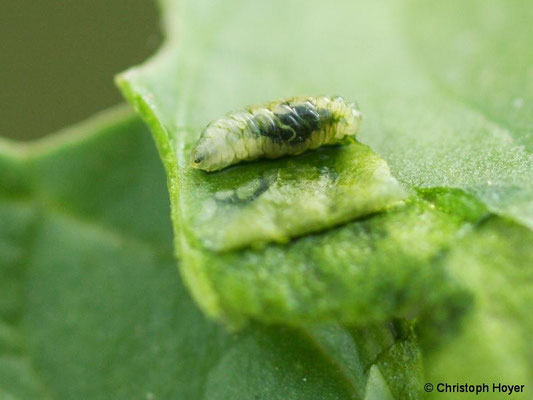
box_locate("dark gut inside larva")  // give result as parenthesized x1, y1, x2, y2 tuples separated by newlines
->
(256, 103, 329, 145)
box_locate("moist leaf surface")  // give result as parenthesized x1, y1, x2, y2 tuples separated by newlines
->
(0, 109, 423, 399)
(117, 0, 532, 396)
(0, 0, 531, 398)
(117, 0, 532, 327)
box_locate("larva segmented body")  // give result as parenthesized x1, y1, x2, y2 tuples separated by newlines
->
(191, 96, 362, 172)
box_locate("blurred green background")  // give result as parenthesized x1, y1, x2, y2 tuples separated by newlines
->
(0, 0, 160, 140)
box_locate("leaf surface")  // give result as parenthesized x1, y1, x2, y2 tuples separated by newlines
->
(0, 0, 530, 398)
(117, 0, 532, 326)
(0, 109, 422, 399)
(116, 0, 532, 396)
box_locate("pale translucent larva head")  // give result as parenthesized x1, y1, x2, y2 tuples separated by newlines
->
(191, 127, 235, 172)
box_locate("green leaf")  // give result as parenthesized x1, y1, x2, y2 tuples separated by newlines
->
(426, 217, 533, 396)
(116, 0, 532, 394)
(1, 108, 423, 399)
(1, 0, 530, 398)
(364, 366, 394, 400)
(182, 142, 406, 252)
(116, 0, 532, 323)
(120, 0, 533, 225)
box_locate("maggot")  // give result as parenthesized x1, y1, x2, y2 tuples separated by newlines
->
(191, 96, 362, 172)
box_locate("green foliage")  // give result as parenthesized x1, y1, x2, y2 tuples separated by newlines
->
(0, 0, 531, 399)
(116, 0, 532, 397)
(0, 109, 422, 399)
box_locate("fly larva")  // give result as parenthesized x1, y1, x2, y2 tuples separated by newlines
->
(191, 96, 362, 172)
